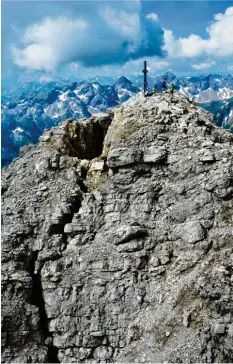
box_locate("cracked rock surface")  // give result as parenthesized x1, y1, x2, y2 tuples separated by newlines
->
(1, 93, 233, 363)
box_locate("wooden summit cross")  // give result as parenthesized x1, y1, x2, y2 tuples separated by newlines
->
(142, 60, 148, 95)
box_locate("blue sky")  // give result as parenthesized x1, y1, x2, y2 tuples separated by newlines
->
(2, 1, 233, 84)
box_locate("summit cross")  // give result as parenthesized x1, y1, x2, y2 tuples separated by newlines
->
(142, 60, 148, 95)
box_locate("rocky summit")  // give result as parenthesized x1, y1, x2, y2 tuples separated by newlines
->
(1, 92, 233, 363)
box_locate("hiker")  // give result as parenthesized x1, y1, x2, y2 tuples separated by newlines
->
(161, 78, 167, 92)
(152, 85, 157, 94)
(169, 83, 175, 99)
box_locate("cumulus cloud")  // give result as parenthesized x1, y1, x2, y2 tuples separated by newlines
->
(228, 66, 233, 72)
(163, 6, 233, 59)
(101, 7, 140, 39)
(12, 17, 89, 71)
(192, 61, 216, 70)
(12, 3, 165, 72)
(146, 13, 159, 22)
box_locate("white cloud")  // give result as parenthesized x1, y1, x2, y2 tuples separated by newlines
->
(12, 4, 165, 72)
(163, 6, 233, 59)
(12, 17, 89, 71)
(192, 61, 216, 70)
(101, 8, 140, 39)
(146, 13, 159, 22)
(228, 65, 233, 72)
(163, 29, 178, 58)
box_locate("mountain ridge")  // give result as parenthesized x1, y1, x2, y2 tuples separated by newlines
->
(2, 73, 233, 167)
(2, 92, 233, 363)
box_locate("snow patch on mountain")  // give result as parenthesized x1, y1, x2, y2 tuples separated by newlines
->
(195, 88, 233, 103)
(2, 73, 233, 167)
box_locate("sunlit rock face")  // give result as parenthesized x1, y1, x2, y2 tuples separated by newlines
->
(2, 93, 233, 363)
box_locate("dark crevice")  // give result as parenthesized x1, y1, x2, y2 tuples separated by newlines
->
(47, 345, 60, 363)
(65, 117, 112, 159)
(203, 240, 213, 255)
(78, 178, 88, 193)
(137, 254, 150, 270)
(78, 166, 88, 193)
(27, 163, 90, 363)
(80, 165, 88, 180)
(70, 195, 83, 214)
(93, 123, 107, 158)
(133, 270, 139, 284)
(220, 193, 233, 201)
(29, 251, 48, 337)
(1, 185, 9, 196)
(61, 232, 69, 252)
(29, 252, 60, 363)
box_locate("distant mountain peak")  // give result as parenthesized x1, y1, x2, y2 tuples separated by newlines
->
(163, 71, 176, 77)
(2, 73, 233, 168)
(114, 76, 133, 87)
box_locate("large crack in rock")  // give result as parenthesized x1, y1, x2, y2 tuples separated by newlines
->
(40, 112, 112, 159)
(29, 252, 60, 363)
(2, 95, 233, 363)
(29, 253, 48, 337)
(1, 112, 113, 363)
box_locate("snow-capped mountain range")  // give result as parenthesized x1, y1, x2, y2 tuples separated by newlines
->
(2, 73, 233, 167)
(130, 72, 233, 103)
(200, 97, 233, 131)
(1, 77, 140, 166)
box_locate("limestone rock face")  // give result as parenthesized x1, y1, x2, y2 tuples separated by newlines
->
(2, 93, 233, 363)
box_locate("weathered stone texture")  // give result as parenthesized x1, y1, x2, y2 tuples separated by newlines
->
(1, 94, 233, 363)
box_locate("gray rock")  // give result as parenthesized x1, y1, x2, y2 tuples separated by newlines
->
(1, 93, 233, 363)
(174, 221, 205, 244)
(143, 146, 167, 163)
(212, 323, 226, 335)
(228, 324, 233, 337)
(107, 147, 142, 167)
(89, 160, 105, 172)
(200, 150, 216, 163)
(112, 225, 147, 245)
(116, 239, 144, 252)
(40, 134, 51, 142)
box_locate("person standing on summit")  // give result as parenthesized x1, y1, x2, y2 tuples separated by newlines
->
(162, 78, 167, 92)
(169, 83, 175, 99)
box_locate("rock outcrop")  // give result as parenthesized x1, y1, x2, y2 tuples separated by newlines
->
(2, 93, 233, 363)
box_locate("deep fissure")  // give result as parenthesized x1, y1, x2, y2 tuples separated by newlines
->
(66, 116, 112, 160)
(78, 178, 88, 193)
(47, 346, 60, 363)
(9, 117, 111, 362)
(29, 252, 60, 363)
(27, 190, 86, 361)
